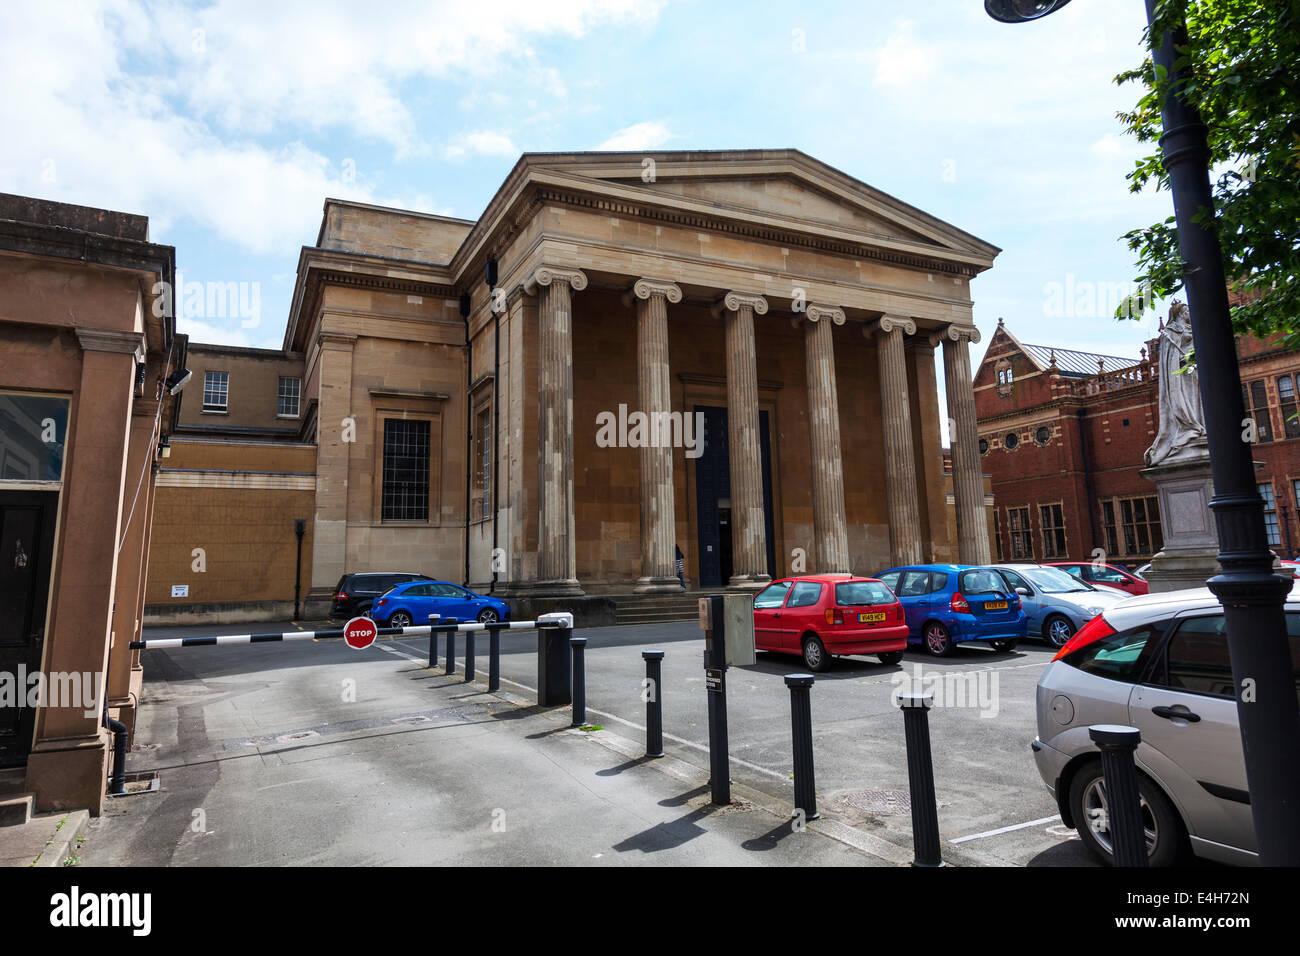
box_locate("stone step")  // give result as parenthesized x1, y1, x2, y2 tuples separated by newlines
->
(0, 768, 26, 798)
(0, 792, 35, 828)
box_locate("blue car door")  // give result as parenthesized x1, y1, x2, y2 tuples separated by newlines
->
(896, 570, 934, 635)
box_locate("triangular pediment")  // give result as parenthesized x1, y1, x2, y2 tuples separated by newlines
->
(515, 149, 999, 263)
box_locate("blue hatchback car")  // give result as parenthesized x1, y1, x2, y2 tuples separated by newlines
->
(368, 580, 510, 627)
(874, 564, 1028, 656)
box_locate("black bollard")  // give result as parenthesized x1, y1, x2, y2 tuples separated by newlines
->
(465, 628, 476, 683)
(445, 624, 456, 676)
(785, 674, 819, 821)
(1089, 725, 1148, 867)
(570, 636, 588, 727)
(488, 627, 501, 692)
(427, 614, 440, 667)
(642, 650, 665, 758)
(899, 691, 943, 867)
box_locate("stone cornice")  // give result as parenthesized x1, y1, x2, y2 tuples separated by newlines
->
(865, 314, 916, 337)
(75, 327, 146, 357)
(523, 266, 588, 296)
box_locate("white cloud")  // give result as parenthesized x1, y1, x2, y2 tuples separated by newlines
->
(598, 121, 674, 151)
(444, 131, 519, 161)
(873, 21, 931, 88)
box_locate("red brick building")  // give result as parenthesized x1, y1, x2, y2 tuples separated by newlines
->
(974, 316, 1300, 566)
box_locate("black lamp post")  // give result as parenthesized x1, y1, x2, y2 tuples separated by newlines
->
(986, 0, 1300, 865)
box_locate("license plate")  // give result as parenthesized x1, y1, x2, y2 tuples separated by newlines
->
(859, 612, 887, 623)
(985, 601, 1008, 610)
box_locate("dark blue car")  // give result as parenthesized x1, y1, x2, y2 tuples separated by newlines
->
(874, 564, 1027, 656)
(369, 580, 510, 627)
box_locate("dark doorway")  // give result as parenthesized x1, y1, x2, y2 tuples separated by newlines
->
(0, 491, 57, 767)
(693, 406, 777, 588)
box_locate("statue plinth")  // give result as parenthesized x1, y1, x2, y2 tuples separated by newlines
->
(1141, 453, 1220, 593)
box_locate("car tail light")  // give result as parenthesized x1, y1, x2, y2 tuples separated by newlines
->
(824, 608, 844, 625)
(335, 591, 348, 601)
(376, 598, 388, 606)
(1053, 614, 1116, 662)
(950, 593, 970, 614)
(893, 602, 904, 623)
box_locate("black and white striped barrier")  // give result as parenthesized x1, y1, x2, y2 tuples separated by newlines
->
(128, 612, 574, 650)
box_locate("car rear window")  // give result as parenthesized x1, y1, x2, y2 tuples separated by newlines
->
(836, 581, 894, 606)
(959, 569, 1007, 595)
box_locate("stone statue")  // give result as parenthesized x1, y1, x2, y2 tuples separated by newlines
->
(1145, 301, 1207, 466)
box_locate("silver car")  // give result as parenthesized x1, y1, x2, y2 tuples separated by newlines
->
(990, 564, 1128, 647)
(1033, 583, 1300, 866)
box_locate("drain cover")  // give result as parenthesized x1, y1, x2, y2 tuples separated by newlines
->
(840, 789, 913, 816)
(275, 730, 320, 743)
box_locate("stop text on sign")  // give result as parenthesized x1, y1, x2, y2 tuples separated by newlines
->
(344, 616, 378, 650)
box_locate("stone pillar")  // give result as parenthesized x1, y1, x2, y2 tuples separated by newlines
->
(867, 315, 924, 566)
(309, 332, 355, 603)
(938, 325, 991, 564)
(717, 291, 771, 589)
(527, 266, 586, 595)
(800, 305, 850, 573)
(629, 278, 682, 591)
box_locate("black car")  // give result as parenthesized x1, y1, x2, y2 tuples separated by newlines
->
(330, 572, 432, 619)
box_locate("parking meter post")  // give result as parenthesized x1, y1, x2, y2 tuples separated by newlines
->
(488, 628, 501, 692)
(785, 674, 819, 820)
(900, 691, 943, 867)
(427, 614, 440, 668)
(445, 624, 456, 676)
(703, 594, 730, 806)
(1089, 725, 1148, 867)
(536, 613, 574, 707)
(570, 636, 588, 727)
(643, 650, 665, 758)
(465, 629, 476, 683)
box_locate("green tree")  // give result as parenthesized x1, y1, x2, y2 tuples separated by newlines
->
(1116, 0, 1300, 340)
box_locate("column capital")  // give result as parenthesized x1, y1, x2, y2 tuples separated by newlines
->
(929, 323, 981, 347)
(623, 277, 682, 308)
(803, 304, 846, 326)
(319, 331, 358, 351)
(712, 291, 768, 317)
(864, 314, 916, 338)
(523, 266, 588, 296)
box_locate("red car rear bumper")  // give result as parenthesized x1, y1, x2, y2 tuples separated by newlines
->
(823, 624, 909, 655)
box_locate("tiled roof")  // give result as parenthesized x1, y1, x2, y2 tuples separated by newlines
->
(1019, 342, 1141, 378)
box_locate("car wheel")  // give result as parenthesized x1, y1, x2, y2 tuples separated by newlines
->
(477, 608, 499, 624)
(1044, 615, 1075, 648)
(989, 638, 1018, 652)
(802, 636, 832, 672)
(1068, 759, 1185, 867)
(389, 610, 413, 629)
(923, 622, 954, 657)
(876, 650, 904, 665)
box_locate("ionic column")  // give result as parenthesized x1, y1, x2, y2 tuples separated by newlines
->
(938, 324, 991, 564)
(717, 291, 771, 589)
(866, 315, 924, 566)
(801, 305, 850, 573)
(526, 266, 587, 594)
(628, 279, 683, 592)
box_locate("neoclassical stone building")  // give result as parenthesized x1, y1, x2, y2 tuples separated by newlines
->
(280, 149, 998, 607)
(144, 150, 999, 621)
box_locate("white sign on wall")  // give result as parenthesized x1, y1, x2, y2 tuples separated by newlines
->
(171, 585, 189, 598)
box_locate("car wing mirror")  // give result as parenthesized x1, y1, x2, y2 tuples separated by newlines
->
(1015, 586, 1030, 596)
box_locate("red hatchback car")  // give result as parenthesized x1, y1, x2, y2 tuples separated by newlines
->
(752, 575, 908, 672)
(1045, 561, 1150, 596)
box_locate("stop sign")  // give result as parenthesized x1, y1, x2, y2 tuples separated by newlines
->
(343, 616, 378, 650)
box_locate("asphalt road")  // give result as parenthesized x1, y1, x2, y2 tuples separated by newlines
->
(386, 620, 1095, 866)
(93, 617, 1095, 866)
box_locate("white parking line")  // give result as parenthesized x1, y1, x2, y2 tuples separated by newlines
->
(950, 815, 1060, 844)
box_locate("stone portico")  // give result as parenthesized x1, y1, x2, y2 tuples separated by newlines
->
(285, 150, 999, 610)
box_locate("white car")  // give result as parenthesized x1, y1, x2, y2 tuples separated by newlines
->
(1033, 583, 1300, 865)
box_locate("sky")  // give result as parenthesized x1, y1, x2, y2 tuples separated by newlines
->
(1, 0, 1178, 382)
